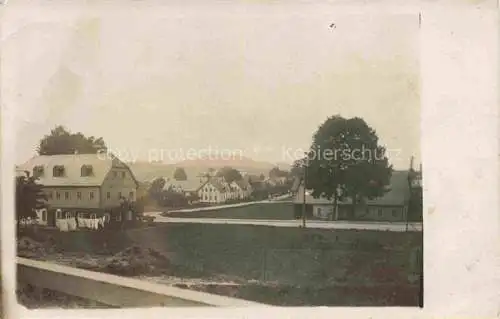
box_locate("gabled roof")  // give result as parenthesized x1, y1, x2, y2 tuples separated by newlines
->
(234, 179, 251, 190)
(18, 154, 137, 187)
(293, 170, 411, 206)
(203, 179, 228, 192)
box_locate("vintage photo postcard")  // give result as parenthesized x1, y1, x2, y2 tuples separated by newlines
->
(5, 2, 423, 312)
(3, 0, 452, 316)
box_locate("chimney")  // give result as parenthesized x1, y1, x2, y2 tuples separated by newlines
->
(419, 163, 422, 173)
(410, 156, 414, 171)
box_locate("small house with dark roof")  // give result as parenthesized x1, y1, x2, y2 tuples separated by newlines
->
(293, 170, 414, 222)
(18, 153, 140, 227)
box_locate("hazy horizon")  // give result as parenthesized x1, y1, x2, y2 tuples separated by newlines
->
(3, 4, 421, 169)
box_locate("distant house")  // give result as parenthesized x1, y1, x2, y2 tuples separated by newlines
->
(198, 178, 229, 204)
(290, 177, 302, 195)
(162, 179, 204, 203)
(266, 176, 287, 187)
(18, 154, 139, 228)
(234, 179, 252, 199)
(293, 170, 415, 222)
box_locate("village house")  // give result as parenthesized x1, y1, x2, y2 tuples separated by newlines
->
(18, 153, 139, 229)
(198, 177, 230, 204)
(293, 169, 421, 222)
(231, 179, 252, 199)
(162, 178, 203, 203)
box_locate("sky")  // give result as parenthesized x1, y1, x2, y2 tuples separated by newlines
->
(3, 3, 421, 169)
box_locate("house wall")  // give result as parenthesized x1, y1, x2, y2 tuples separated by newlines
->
(43, 186, 101, 209)
(101, 164, 138, 209)
(35, 208, 49, 226)
(338, 205, 406, 222)
(198, 183, 225, 204)
(312, 205, 334, 220)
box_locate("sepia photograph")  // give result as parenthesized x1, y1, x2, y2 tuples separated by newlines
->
(4, 3, 423, 310)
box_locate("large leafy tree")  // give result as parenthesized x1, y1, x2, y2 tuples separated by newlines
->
(306, 115, 392, 220)
(173, 167, 188, 181)
(16, 172, 47, 230)
(38, 125, 107, 155)
(216, 166, 242, 183)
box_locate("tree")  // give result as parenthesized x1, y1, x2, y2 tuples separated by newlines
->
(173, 167, 188, 181)
(216, 166, 242, 183)
(148, 177, 166, 201)
(16, 172, 47, 231)
(306, 115, 392, 220)
(290, 158, 306, 178)
(38, 125, 107, 155)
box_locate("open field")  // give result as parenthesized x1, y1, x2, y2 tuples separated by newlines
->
(20, 223, 422, 306)
(165, 202, 295, 220)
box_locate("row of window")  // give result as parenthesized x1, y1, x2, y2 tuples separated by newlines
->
(33, 165, 127, 179)
(47, 190, 135, 201)
(365, 208, 400, 217)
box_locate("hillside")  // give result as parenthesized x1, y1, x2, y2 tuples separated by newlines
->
(128, 157, 291, 182)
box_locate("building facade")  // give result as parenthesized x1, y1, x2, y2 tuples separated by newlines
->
(18, 153, 139, 228)
(293, 170, 416, 222)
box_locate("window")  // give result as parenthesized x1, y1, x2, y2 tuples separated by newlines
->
(81, 165, 94, 177)
(77, 192, 82, 200)
(118, 192, 122, 199)
(65, 191, 70, 200)
(42, 210, 47, 222)
(392, 209, 398, 217)
(113, 171, 118, 178)
(121, 172, 126, 178)
(129, 191, 134, 200)
(89, 191, 95, 200)
(56, 192, 61, 200)
(107, 192, 111, 199)
(65, 212, 74, 219)
(33, 165, 44, 178)
(378, 209, 383, 217)
(47, 191, 53, 200)
(53, 165, 65, 177)
(56, 210, 63, 219)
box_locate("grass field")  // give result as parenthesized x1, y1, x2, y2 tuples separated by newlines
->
(28, 223, 423, 306)
(166, 202, 295, 220)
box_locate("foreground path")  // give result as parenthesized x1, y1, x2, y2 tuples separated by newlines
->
(149, 216, 422, 232)
(144, 194, 292, 215)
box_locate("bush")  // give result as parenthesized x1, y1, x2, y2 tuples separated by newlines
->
(103, 245, 171, 276)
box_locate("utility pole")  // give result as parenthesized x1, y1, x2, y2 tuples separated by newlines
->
(301, 154, 308, 228)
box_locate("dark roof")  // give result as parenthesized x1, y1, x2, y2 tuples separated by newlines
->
(294, 170, 410, 206)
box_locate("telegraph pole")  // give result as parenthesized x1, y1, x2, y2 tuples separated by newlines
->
(301, 154, 308, 228)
